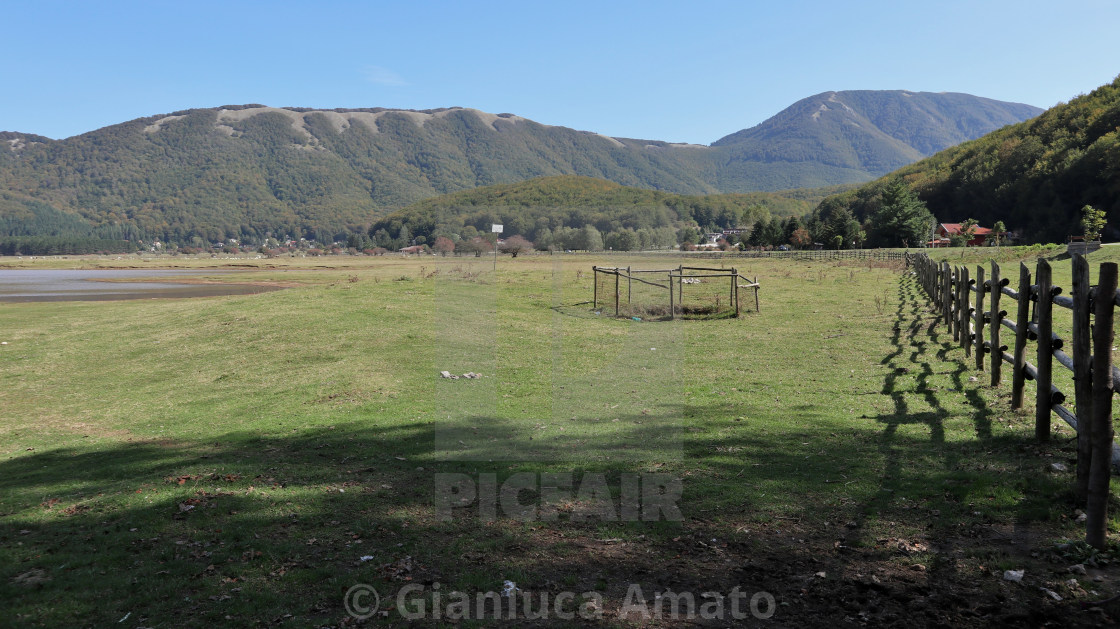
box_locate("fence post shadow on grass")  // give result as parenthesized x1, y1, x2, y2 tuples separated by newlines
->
(878, 270, 994, 443)
(828, 269, 1057, 594)
(875, 271, 962, 451)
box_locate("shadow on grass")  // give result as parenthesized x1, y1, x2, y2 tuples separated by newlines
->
(829, 271, 1066, 616)
(0, 273, 1098, 627)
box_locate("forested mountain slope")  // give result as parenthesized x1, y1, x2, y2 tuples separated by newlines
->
(0, 93, 1040, 242)
(811, 76, 1120, 244)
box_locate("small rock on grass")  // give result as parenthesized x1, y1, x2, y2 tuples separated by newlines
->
(440, 371, 482, 379)
(1039, 587, 1062, 601)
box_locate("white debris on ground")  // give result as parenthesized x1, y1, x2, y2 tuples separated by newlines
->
(440, 371, 482, 379)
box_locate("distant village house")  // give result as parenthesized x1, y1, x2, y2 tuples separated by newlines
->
(927, 223, 995, 248)
(699, 228, 748, 249)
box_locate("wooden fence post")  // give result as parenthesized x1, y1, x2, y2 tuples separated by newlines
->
(960, 266, 972, 355)
(949, 265, 957, 339)
(948, 262, 955, 331)
(1011, 263, 1031, 409)
(936, 258, 941, 305)
(677, 265, 683, 311)
(943, 262, 953, 331)
(733, 268, 740, 317)
(975, 265, 986, 370)
(932, 257, 940, 304)
(951, 265, 960, 341)
(923, 256, 930, 298)
(1036, 259, 1053, 441)
(729, 268, 735, 314)
(990, 261, 1003, 386)
(1086, 262, 1118, 549)
(615, 271, 620, 317)
(669, 271, 675, 320)
(593, 267, 598, 309)
(1071, 254, 1092, 499)
(627, 266, 632, 305)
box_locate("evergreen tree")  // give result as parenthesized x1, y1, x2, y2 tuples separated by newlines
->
(867, 178, 935, 247)
(748, 218, 769, 246)
(762, 220, 784, 246)
(782, 216, 803, 244)
(824, 207, 860, 249)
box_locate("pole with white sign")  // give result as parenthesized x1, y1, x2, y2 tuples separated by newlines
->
(491, 224, 503, 271)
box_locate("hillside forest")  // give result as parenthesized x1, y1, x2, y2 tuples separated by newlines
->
(813, 75, 1120, 245)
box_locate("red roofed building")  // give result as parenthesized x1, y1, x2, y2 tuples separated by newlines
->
(927, 223, 994, 247)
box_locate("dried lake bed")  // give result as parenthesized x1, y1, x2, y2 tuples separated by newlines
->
(0, 268, 282, 302)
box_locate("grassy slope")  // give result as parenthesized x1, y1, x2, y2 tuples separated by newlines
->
(0, 251, 1115, 626)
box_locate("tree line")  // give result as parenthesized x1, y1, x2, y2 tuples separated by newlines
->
(361, 175, 824, 251)
(0, 236, 138, 256)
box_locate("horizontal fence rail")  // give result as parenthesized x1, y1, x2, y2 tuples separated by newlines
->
(907, 252, 1118, 548)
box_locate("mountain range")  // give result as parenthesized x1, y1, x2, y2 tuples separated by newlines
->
(0, 91, 1041, 242)
(812, 75, 1120, 244)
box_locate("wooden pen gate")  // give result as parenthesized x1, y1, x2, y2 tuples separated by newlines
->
(592, 265, 760, 319)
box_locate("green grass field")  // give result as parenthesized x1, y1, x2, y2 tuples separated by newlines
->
(1, 249, 1117, 627)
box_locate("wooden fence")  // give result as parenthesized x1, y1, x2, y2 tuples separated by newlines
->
(564, 249, 907, 261)
(908, 252, 1117, 547)
(731, 249, 908, 261)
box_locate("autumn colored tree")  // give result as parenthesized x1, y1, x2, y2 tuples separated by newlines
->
(499, 235, 533, 257)
(472, 236, 494, 255)
(433, 236, 455, 256)
(790, 228, 811, 248)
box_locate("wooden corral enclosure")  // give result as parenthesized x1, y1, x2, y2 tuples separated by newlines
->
(592, 265, 760, 319)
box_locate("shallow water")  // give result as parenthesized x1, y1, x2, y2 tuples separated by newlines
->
(0, 269, 281, 302)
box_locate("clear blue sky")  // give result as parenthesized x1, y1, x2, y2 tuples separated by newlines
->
(3, 0, 1118, 143)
